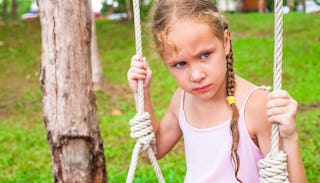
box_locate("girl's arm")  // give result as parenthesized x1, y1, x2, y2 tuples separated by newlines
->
(282, 133, 306, 183)
(127, 55, 182, 159)
(149, 88, 183, 159)
(246, 89, 307, 183)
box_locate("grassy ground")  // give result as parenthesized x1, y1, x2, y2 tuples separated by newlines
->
(0, 12, 319, 182)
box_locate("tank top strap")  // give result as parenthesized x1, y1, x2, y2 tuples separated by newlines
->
(239, 85, 271, 114)
(180, 90, 186, 111)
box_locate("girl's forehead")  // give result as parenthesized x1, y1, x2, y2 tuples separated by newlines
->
(168, 18, 203, 31)
(167, 20, 210, 37)
(161, 23, 224, 62)
(166, 20, 219, 46)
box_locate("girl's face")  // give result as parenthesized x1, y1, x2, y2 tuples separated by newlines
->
(162, 20, 230, 100)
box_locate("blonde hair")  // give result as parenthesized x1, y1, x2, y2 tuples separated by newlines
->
(151, 0, 241, 182)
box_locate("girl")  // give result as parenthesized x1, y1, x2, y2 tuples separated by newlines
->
(127, 0, 307, 182)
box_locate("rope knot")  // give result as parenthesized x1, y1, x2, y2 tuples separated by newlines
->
(258, 151, 289, 183)
(129, 112, 156, 153)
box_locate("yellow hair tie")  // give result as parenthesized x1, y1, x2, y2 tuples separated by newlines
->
(227, 96, 236, 105)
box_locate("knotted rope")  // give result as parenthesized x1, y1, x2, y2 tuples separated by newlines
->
(126, 0, 165, 182)
(258, 0, 289, 182)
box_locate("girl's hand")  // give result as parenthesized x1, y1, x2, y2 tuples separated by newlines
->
(266, 90, 298, 141)
(127, 55, 152, 93)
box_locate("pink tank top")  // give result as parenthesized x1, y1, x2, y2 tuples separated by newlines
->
(179, 86, 269, 183)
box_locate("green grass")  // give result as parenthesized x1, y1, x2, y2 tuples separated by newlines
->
(0, 12, 319, 182)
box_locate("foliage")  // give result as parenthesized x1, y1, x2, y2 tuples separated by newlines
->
(140, 0, 155, 20)
(0, 12, 319, 182)
(266, 0, 302, 12)
(101, 0, 155, 20)
(0, 0, 33, 21)
(101, 1, 114, 16)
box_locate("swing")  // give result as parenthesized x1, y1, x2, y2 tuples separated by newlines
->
(126, 0, 289, 182)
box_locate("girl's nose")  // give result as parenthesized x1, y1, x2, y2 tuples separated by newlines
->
(190, 66, 206, 82)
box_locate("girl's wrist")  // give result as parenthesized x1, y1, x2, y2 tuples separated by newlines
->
(281, 133, 299, 149)
(143, 88, 151, 95)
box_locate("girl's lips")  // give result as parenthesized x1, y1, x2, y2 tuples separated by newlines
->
(194, 84, 211, 93)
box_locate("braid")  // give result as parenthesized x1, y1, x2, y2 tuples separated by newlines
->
(225, 28, 242, 183)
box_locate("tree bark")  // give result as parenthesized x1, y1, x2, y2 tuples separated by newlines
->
(125, 0, 133, 21)
(236, 0, 243, 12)
(3, 0, 8, 21)
(11, 0, 18, 20)
(38, 0, 107, 182)
(302, 0, 306, 13)
(258, 0, 265, 13)
(288, 0, 295, 11)
(225, 0, 230, 11)
(91, 14, 105, 90)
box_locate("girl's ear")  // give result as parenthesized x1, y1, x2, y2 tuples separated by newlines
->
(224, 30, 231, 55)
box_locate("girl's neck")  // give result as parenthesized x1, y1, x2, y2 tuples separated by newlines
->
(184, 83, 232, 129)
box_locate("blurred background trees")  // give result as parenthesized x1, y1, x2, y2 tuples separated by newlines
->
(1, 0, 34, 21)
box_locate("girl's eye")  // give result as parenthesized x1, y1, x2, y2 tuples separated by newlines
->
(200, 52, 211, 59)
(175, 61, 186, 68)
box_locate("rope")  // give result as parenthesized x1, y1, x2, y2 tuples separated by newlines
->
(258, 0, 289, 182)
(126, 0, 165, 182)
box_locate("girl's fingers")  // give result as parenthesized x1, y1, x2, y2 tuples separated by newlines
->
(266, 106, 287, 117)
(268, 114, 297, 139)
(269, 90, 290, 99)
(131, 60, 146, 69)
(267, 105, 296, 126)
(130, 67, 146, 75)
(129, 72, 146, 80)
(131, 55, 141, 62)
(131, 56, 148, 67)
(141, 57, 148, 66)
(267, 98, 291, 109)
(267, 90, 298, 139)
(267, 112, 289, 123)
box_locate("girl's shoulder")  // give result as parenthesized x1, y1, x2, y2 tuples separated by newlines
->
(235, 76, 270, 112)
(167, 87, 184, 117)
(238, 79, 271, 156)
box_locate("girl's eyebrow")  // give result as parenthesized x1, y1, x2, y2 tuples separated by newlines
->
(165, 59, 184, 65)
(165, 45, 215, 65)
(193, 46, 215, 57)
(165, 52, 188, 65)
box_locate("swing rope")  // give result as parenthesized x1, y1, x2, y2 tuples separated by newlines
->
(126, 0, 165, 182)
(258, 0, 290, 182)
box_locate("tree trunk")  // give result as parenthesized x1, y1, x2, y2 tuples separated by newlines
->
(302, 0, 306, 13)
(38, 0, 107, 182)
(258, 0, 265, 13)
(11, 0, 18, 20)
(91, 15, 105, 90)
(237, 0, 243, 12)
(225, 0, 230, 11)
(3, 0, 8, 21)
(125, 0, 133, 21)
(288, 0, 295, 11)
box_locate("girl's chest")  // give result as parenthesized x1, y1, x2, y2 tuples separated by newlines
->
(184, 103, 232, 129)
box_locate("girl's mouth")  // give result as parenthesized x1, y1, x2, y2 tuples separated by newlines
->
(194, 84, 211, 93)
